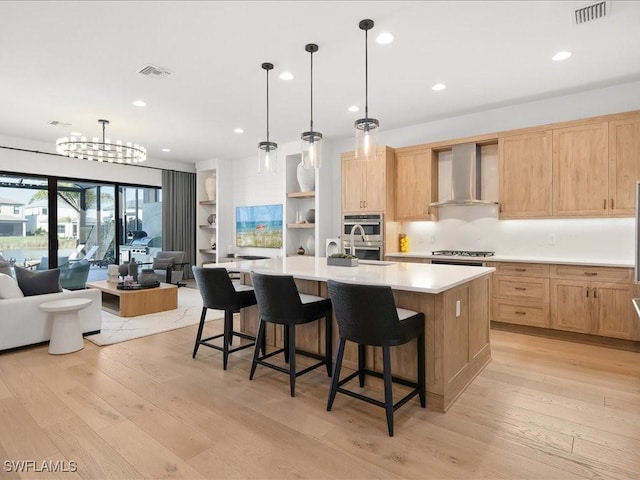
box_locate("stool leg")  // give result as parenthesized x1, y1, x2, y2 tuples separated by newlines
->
(283, 325, 290, 363)
(382, 345, 394, 437)
(327, 337, 346, 411)
(324, 312, 332, 377)
(288, 324, 297, 397)
(358, 344, 366, 388)
(192, 307, 208, 358)
(223, 309, 233, 370)
(250, 320, 266, 380)
(418, 332, 426, 408)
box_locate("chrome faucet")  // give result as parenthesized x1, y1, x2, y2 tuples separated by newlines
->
(349, 223, 366, 256)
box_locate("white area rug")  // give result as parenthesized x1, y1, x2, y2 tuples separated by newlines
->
(85, 287, 224, 346)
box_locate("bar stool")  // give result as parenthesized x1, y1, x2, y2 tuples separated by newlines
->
(192, 266, 258, 370)
(326, 280, 426, 437)
(249, 271, 332, 397)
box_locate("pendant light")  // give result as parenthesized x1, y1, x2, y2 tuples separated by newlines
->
(301, 43, 322, 168)
(258, 62, 277, 174)
(354, 19, 379, 160)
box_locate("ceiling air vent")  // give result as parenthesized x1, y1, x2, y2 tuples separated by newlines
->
(137, 64, 172, 79)
(48, 120, 71, 127)
(573, 1, 610, 25)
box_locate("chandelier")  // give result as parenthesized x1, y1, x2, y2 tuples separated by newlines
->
(56, 119, 147, 163)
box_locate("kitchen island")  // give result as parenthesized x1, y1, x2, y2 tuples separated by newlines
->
(208, 256, 495, 412)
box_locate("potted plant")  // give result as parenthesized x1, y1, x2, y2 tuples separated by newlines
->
(327, 253, 359, 267)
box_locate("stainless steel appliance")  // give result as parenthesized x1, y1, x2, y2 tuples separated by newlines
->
(430, 250, 494, 267)
(342, 214, 383, 261)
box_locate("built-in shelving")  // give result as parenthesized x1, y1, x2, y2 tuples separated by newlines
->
(287, 223, 315, 229)
(199, 200, 216, 205)
(287, 191, 315, 198)
(196, 170, 218, 265)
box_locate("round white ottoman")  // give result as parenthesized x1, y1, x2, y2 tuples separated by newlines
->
(39, 298, 92, 354)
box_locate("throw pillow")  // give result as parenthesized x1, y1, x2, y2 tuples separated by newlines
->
(14, 266, 62, 297)
(152, 258, 173, 270)
(0, 272, 24, 299)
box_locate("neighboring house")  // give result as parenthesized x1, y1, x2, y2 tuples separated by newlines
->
(0, 195, 26, 236)
(23, 199, 79, 238)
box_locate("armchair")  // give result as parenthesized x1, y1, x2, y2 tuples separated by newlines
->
(151, 251, 188, 287)
(59, 259, 90, 290)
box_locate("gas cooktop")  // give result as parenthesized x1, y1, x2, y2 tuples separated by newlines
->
(431, 250, 495, 258)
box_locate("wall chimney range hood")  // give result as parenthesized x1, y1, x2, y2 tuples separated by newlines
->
(429, 142, 499, 208)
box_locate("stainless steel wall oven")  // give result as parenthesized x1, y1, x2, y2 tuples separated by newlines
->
(342, 214, 383, 261)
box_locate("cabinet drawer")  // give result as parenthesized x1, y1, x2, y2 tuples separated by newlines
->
(495, 262, 549, 277)
(492, 299, 549, 328)
(494, 276, 549, 302)
(550, 265, 632, 283)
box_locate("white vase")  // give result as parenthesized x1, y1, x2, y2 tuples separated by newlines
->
(204, 177, 216, 201)
(306, 235, 315, 256)
(296, 161, 315, 192)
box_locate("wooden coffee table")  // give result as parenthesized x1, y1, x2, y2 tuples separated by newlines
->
(86, 281, 178, 317)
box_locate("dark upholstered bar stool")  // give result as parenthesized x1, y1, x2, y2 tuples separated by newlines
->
(192, 266, 259, 370)
(249, 271, 332, 397)
(326, 280, 426, 437)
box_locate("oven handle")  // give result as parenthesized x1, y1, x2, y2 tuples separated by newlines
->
(346, 246, 382, 251)
(343, 222, 381, 226)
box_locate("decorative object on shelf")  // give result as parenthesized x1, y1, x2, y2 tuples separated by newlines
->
(327, 253, 358, 267)
(118, 261, 138, 282)
(297, 159, 315, 192)
(306, 234, 315, 255)
(301, 43, 323, 168)
(295, 210, 304, 224)
(354, 19, 379, 161)
(211, 238, 217, 250)
(107, 264, 119, 283)
(297, 245, 306, 255)
(56, 119, 146, 164)
(138, 269, 158, 286)
(258, 62, 277, 174)
(117, 280, 160, 290)
(207, 213, 216, 225)
(305, 208, 315, 223)
(204, 176, 216, 201)
(399, 233, 409, 253)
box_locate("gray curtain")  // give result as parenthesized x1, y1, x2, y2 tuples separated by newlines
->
(162, 170, 196, 279)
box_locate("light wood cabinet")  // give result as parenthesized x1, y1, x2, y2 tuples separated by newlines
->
(498, 130, 552, 218)
(491, 262, 550, 328)
(552, 122, 609, 216)
(394, 145, 437, 220)
(549, 265, 639, 340)
(609, 115, 640, 215)
(341, 146, 395, 215)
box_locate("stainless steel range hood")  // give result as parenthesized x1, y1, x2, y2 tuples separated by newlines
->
(429, 142, 499, 208)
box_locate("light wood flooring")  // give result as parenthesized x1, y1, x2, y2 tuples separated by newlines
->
(0, 321, 639, 479)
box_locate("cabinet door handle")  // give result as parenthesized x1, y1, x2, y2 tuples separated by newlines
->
(610, 198, 614, 210)
(603, 199, 607, 209)
(586, 288, 589, 298)
(583, 272, 597, 276)
(515, 287, 526, 291)
(515, 268, 526, 272)
(593, 288, 597, 298)
(515, 311, 526, 316)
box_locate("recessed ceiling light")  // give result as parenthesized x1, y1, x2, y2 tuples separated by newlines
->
(132, 100, 147, 107)
(348, 105, 360, 113)
(279, 72, 294, 80)
(70, 132, 82, 136)
(161, 148, 171, 152)
(376, 32, 394, 44)
(552, 51, 572, 61)
(432, 83, 447, 91)
(234, 128, 244, 134)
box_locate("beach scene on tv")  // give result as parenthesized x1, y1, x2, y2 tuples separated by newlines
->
(236, 204, 283, 248)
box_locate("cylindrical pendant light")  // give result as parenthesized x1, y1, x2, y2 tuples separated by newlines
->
(301, 43, 323, 169)
(354, 19, 379, 160)
(258, 62, 277, 174)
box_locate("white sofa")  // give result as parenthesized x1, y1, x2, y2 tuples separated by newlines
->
(0, 288, 102, 352)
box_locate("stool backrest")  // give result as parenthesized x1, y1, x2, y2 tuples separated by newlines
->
(192, 266, 239, 310)
(327, 280, 402, 346)
(250, 271, 303, 323)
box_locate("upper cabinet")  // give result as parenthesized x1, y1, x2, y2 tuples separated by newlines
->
(394, 145, 438, 221)
(552, 122, 609, 216)
(499, 130, 552, 218)
(341, 146, 395, 215)
(609, 115, 640, 215)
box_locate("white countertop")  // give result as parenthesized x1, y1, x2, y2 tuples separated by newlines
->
(209, 256, 494, 294)
(385, 252, 634, 268)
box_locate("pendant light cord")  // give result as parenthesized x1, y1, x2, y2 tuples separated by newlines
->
(310, 49, 314, 131)
(364, 26, 369, 119)
(266, 67, 270, 143)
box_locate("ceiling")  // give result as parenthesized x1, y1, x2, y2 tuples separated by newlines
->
(1, 1, 640, 168)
